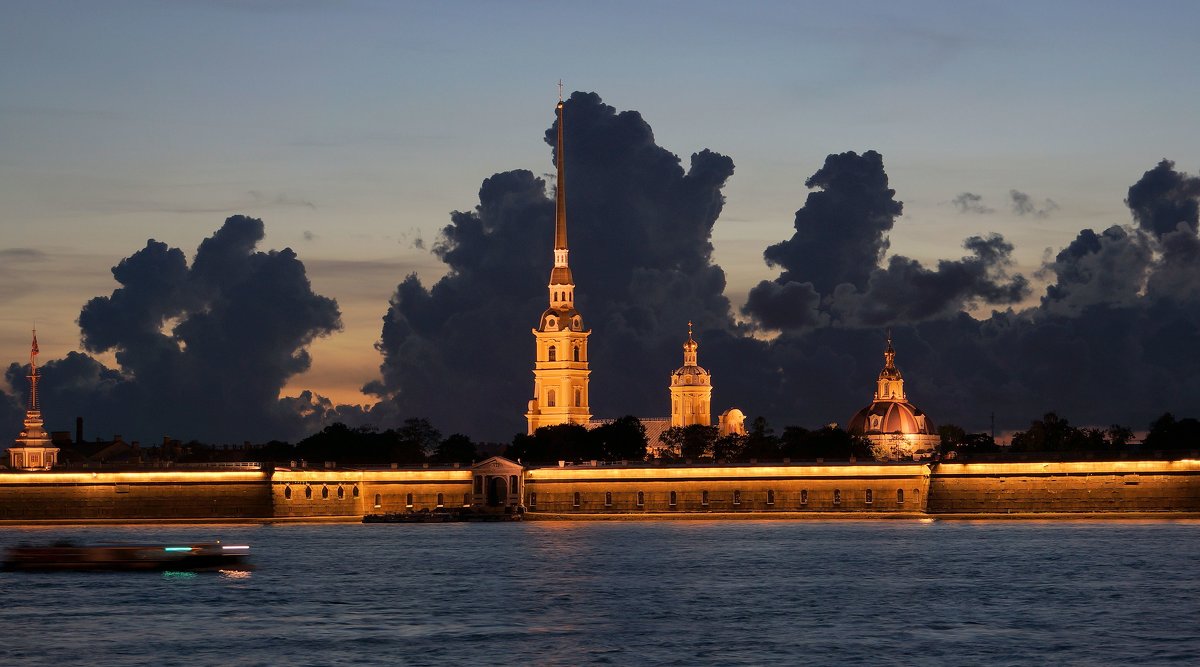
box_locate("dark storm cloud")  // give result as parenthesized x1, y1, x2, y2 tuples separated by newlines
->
(365, 92, 753, 439)
(738, 153, 1200, 435)
(744, 152, 1027, 330)
(1124, 159, 1200, 238)
(951, 192, 993, 214)
(1040, 226, 1153, 315)
(758, 150, 901, 296)
(1010, 189, 1059, 218)
(4, 216, 341, 443)
(828, 234, 1029, 326)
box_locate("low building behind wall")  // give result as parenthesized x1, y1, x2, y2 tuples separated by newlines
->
(523, 463, 934, 513)
(928, 460, 1200, 513)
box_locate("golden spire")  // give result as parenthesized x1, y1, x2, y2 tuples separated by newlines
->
(548, 82, 574, 292)
(554, 82, 568, 252)
(28, 329, 40, 412)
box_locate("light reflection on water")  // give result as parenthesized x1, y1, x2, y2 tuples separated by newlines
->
(1, 520, 1197, 666)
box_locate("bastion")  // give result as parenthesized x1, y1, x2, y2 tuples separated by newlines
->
(2, 457, 1198, 523)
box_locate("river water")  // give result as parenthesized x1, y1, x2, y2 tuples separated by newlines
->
(1, 520, 1197, 666)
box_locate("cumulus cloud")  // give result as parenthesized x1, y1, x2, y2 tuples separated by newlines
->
(951, 192, 994, 214)
(745, 151, 1027, 331)
(5, 216, 341, 443)
(828, 234, 1029, 326)
(759, 150, 901, 296)
(1010, 189, 1059, 218)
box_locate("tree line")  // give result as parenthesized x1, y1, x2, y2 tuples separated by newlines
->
(149, 411, 1198, 467)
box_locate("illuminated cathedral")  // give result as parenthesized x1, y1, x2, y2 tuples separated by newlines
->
(524, 91, 745, 444)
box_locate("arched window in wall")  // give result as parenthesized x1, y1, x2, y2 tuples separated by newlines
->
(669, 490, 677, 507)
(548, 345, 557, 362)
(406, 493, 414, 508)
(865, 488, 873, 504)
(604, 491, 613, 507)
(637, 491, 645, 507)
(573, 492, 581, 508)
(573, 346, 580, 362)
(547, 390, 556, 407)
(374, 493, 382, 508)
(574, 389, 581, 407)
(833, 489, 842, 505)
(284, 485, 292, 500)
(321, 486, 330, 500)
(897, 489, 905, 504)
(337, 486, 345, 500)
(437, 493, 444, 508)
(305, 486, 313, 500)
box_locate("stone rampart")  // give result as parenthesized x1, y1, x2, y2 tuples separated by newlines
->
(0, 470, 271, 520)
(0, 459, 1197, 521)
(524, 463, 932, 514)
(928, 460, 1200, 513)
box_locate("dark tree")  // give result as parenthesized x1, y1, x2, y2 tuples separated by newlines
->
(659, 425, 718, 460)
(590, 416, 649, 462)
(506, 423, 597, 464)
(740, 417, 781, 461)
(1010, 413, 1079, 452)
(1145, 413, 1200, 452)
(780, 425, 872, 461)
(712, 433, 746, 462)
(432, 433, 477, 465)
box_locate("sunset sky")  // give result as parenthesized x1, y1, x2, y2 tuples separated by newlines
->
(3, 1, 1199, 442)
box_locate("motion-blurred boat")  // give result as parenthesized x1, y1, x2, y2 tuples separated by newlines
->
(1, 542, 252, 572)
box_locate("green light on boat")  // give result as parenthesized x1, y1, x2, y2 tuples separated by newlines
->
(164, 547, 192, 552)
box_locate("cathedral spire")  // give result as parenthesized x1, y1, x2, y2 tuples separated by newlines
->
(554, 82, 568, 255)
(548, 85, 574, 302)
(28, 329, 40, 412)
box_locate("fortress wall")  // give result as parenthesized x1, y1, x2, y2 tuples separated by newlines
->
(524, 463, 932, 513)
(0, 471, 271, 520)
(271, 469, 473, 517)
(928, 460, 1200, 513)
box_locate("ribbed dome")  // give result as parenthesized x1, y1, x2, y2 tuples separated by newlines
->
(847, 400, 935, 436)
(671, 363, 710, 386)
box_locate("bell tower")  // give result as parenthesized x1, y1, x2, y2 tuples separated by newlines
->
(670, 322, 712, 427)
(526, 86, 592, 434)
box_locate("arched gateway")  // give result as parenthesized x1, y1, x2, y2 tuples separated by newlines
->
(471, 456, 525, 513)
